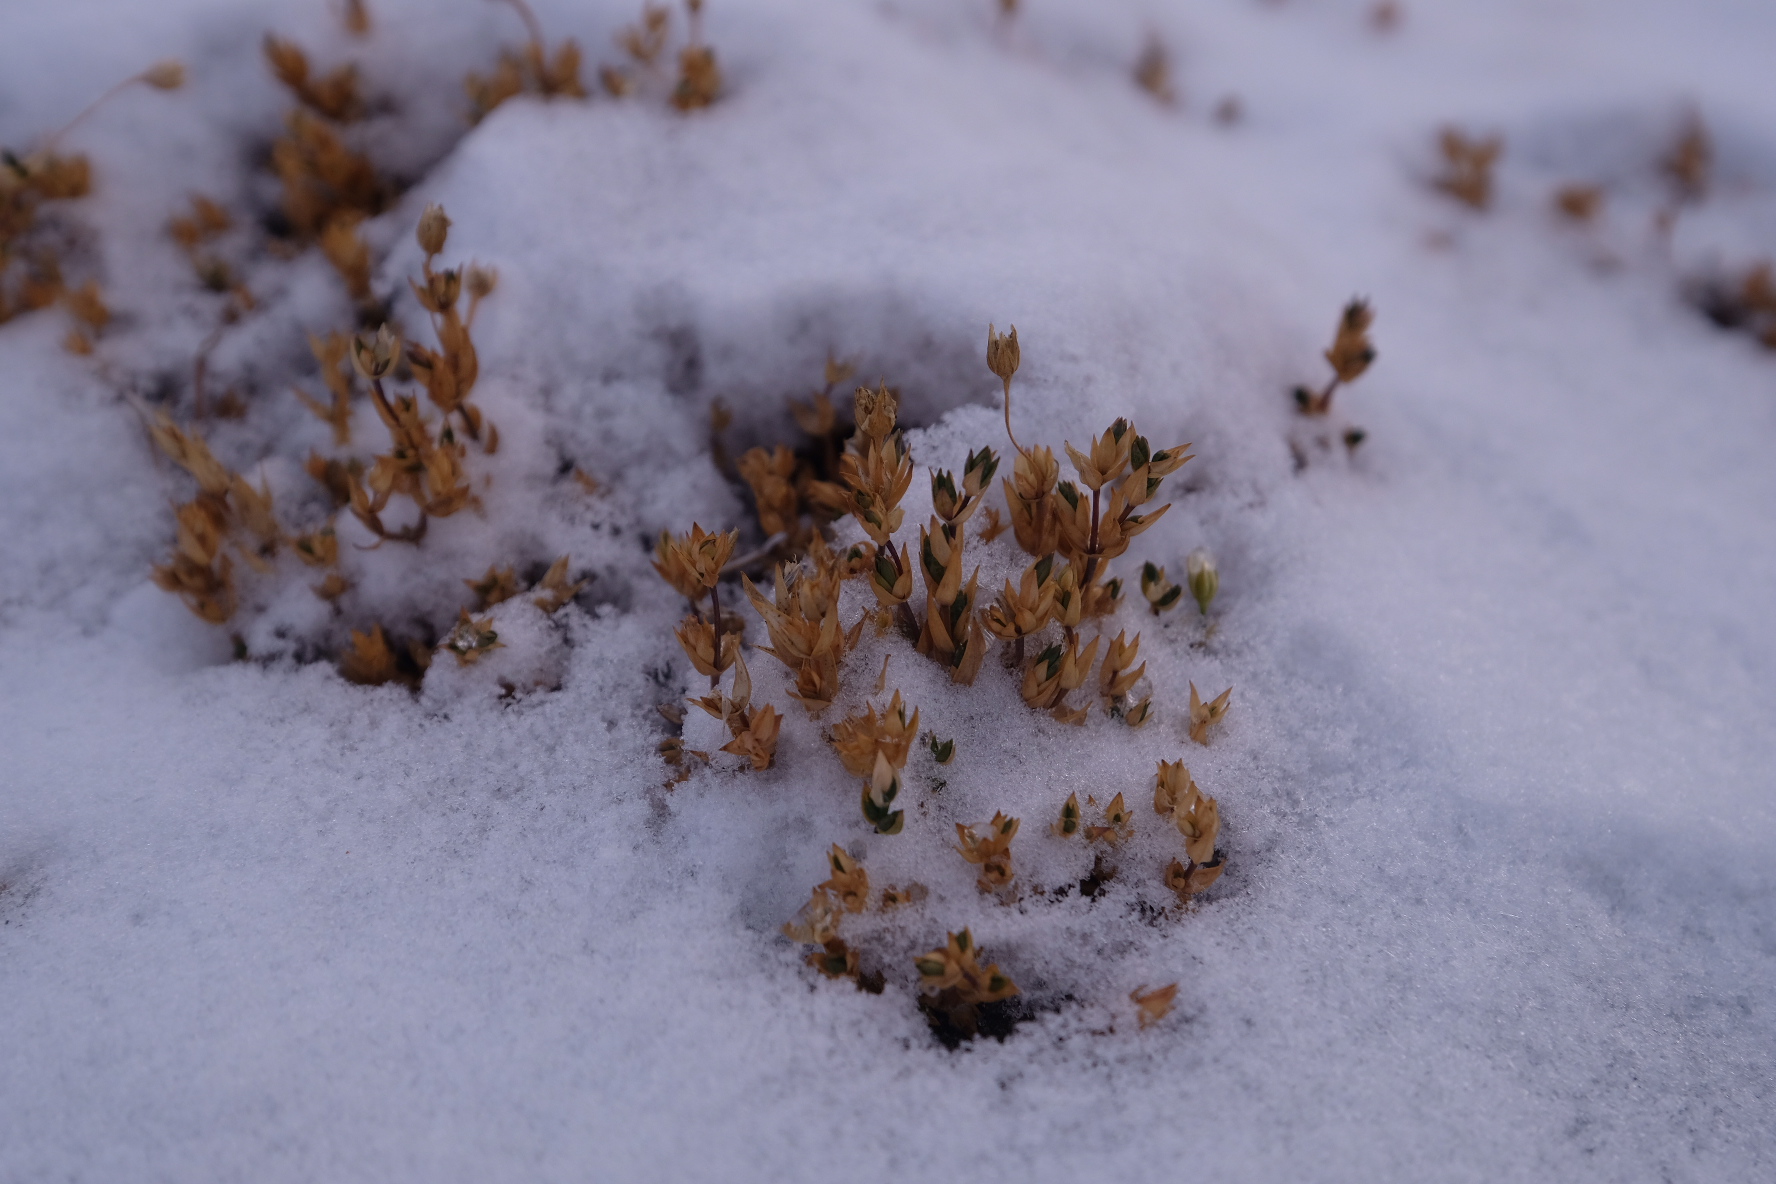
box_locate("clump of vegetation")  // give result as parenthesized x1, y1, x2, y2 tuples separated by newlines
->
(1433, 127, 1502, 210)
(600, 0, 723, 112)
(2, 60, 183, 342)
(466, 0, 588, 123)
(914, 928, 1020, 1043)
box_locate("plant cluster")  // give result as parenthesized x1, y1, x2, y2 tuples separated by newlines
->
(1433, 127, 1502, 210)
(647, 326, 1236, 1042)
(466, 0, 588, 123)
(2, 61, 183, 344)
(599, 0, 723, 112)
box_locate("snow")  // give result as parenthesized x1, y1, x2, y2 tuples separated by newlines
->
(2, 0, 1774, 1180)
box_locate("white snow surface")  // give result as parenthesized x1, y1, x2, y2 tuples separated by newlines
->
(2, 0, 1775, 1180)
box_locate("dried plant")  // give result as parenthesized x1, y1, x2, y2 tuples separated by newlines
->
(828, 689, 918, 777)
(656, 523, 739, 683)
(319, 211, 372, 304)
(466, 0, 587, 123)
(602, 0, 721, 111)
(1020, 632, 1100, 724)
(167, 194, 246, 297)
(294, 332, 357, 445)
(1663, 112, 1711, 205)
(1187, 681, 1232, 744)
(339, 325, 476, 542)
(743, 554, 862, 714)
(783, 883, 858, 980)
(532, 555, 588, 612)
(339, 623, 431, 687)
(1554, 184, 1603, 223)
(405, 204, 499, 450)
(1133, 36, 1176, 106)
(915, 516, 986, 683)
(343, 0, 373, 36)
(1294, 298, 1376, 415)
(689, 651, 782, 770)
(1155, 758, 1221, 864)
(1084, 792, 1133, 845)
(3, 60, 183, 327)
(737, 445, 799, 537)
(1056, 419, 1190, 585)
(1130, 982, 1178, 1028)
(270, 109, 384, 240)
(465, 564, 520, 609)
(265, 35, 364, 122)
(955, 812, 1019, 892)
(927, 735, 955, 764)
(442, 608, 503, 665)
(1164, 853, 1224, 899)
(914, 928, 1018, 1039)
(146, 416, 284, 622)
(820, 844, 869, 913)
(984, 554, 1055, 665)
(1434, 128, 1502, 210)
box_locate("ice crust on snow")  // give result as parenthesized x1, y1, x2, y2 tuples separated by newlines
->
(1, 0, 1774, 1180)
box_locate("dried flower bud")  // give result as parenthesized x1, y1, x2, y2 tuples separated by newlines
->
(142, 61, 186, 90)
(853, 382, 898, 444)
(987, 323, 1020, 385)
(465, 266, 498, 301)
(350, 325, 399, 380)
(1325, 299, 1376, 384)
(1186, 547, 1218, 614)
(426, 268, 462, 312)
(417, 203, 451, 256)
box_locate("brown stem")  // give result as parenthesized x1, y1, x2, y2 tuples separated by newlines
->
(708, 580, 723, 689)
(1317, 375, 1342, 414)
(1002, 376, 1028, 458)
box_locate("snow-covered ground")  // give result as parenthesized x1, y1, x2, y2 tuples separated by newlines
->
(2, 1, 1774, 1180)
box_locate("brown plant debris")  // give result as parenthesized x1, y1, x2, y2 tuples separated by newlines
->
(914, 928, 1019, 1042)
(1294, 298, 1376, 416)
(467, 0, 587, 123)
(689, 651, 782, 770)
(1434, 127, 1502, 210)
(1130, 982, 1179, 1028)
(955, 811, 1019, 893)
(1187, 681, 1232, 745)
(1554, 184, 1604, 223)
(1133, 36, 1176, 106)
(339, 623, 431, 687)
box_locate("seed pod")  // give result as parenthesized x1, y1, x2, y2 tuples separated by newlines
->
(987, 323, 1020, 384)
(417, 203, 451, 256)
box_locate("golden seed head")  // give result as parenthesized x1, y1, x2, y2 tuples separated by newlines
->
(143, 61, 186, 90)
(853, 381, 898, 443)
(417, 203, 451, 256)
(350, 324, 399, 380)
(987, 323, 1020, 383)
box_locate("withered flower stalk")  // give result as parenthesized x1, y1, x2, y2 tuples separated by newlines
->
(1296, 299, 1376, 415)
